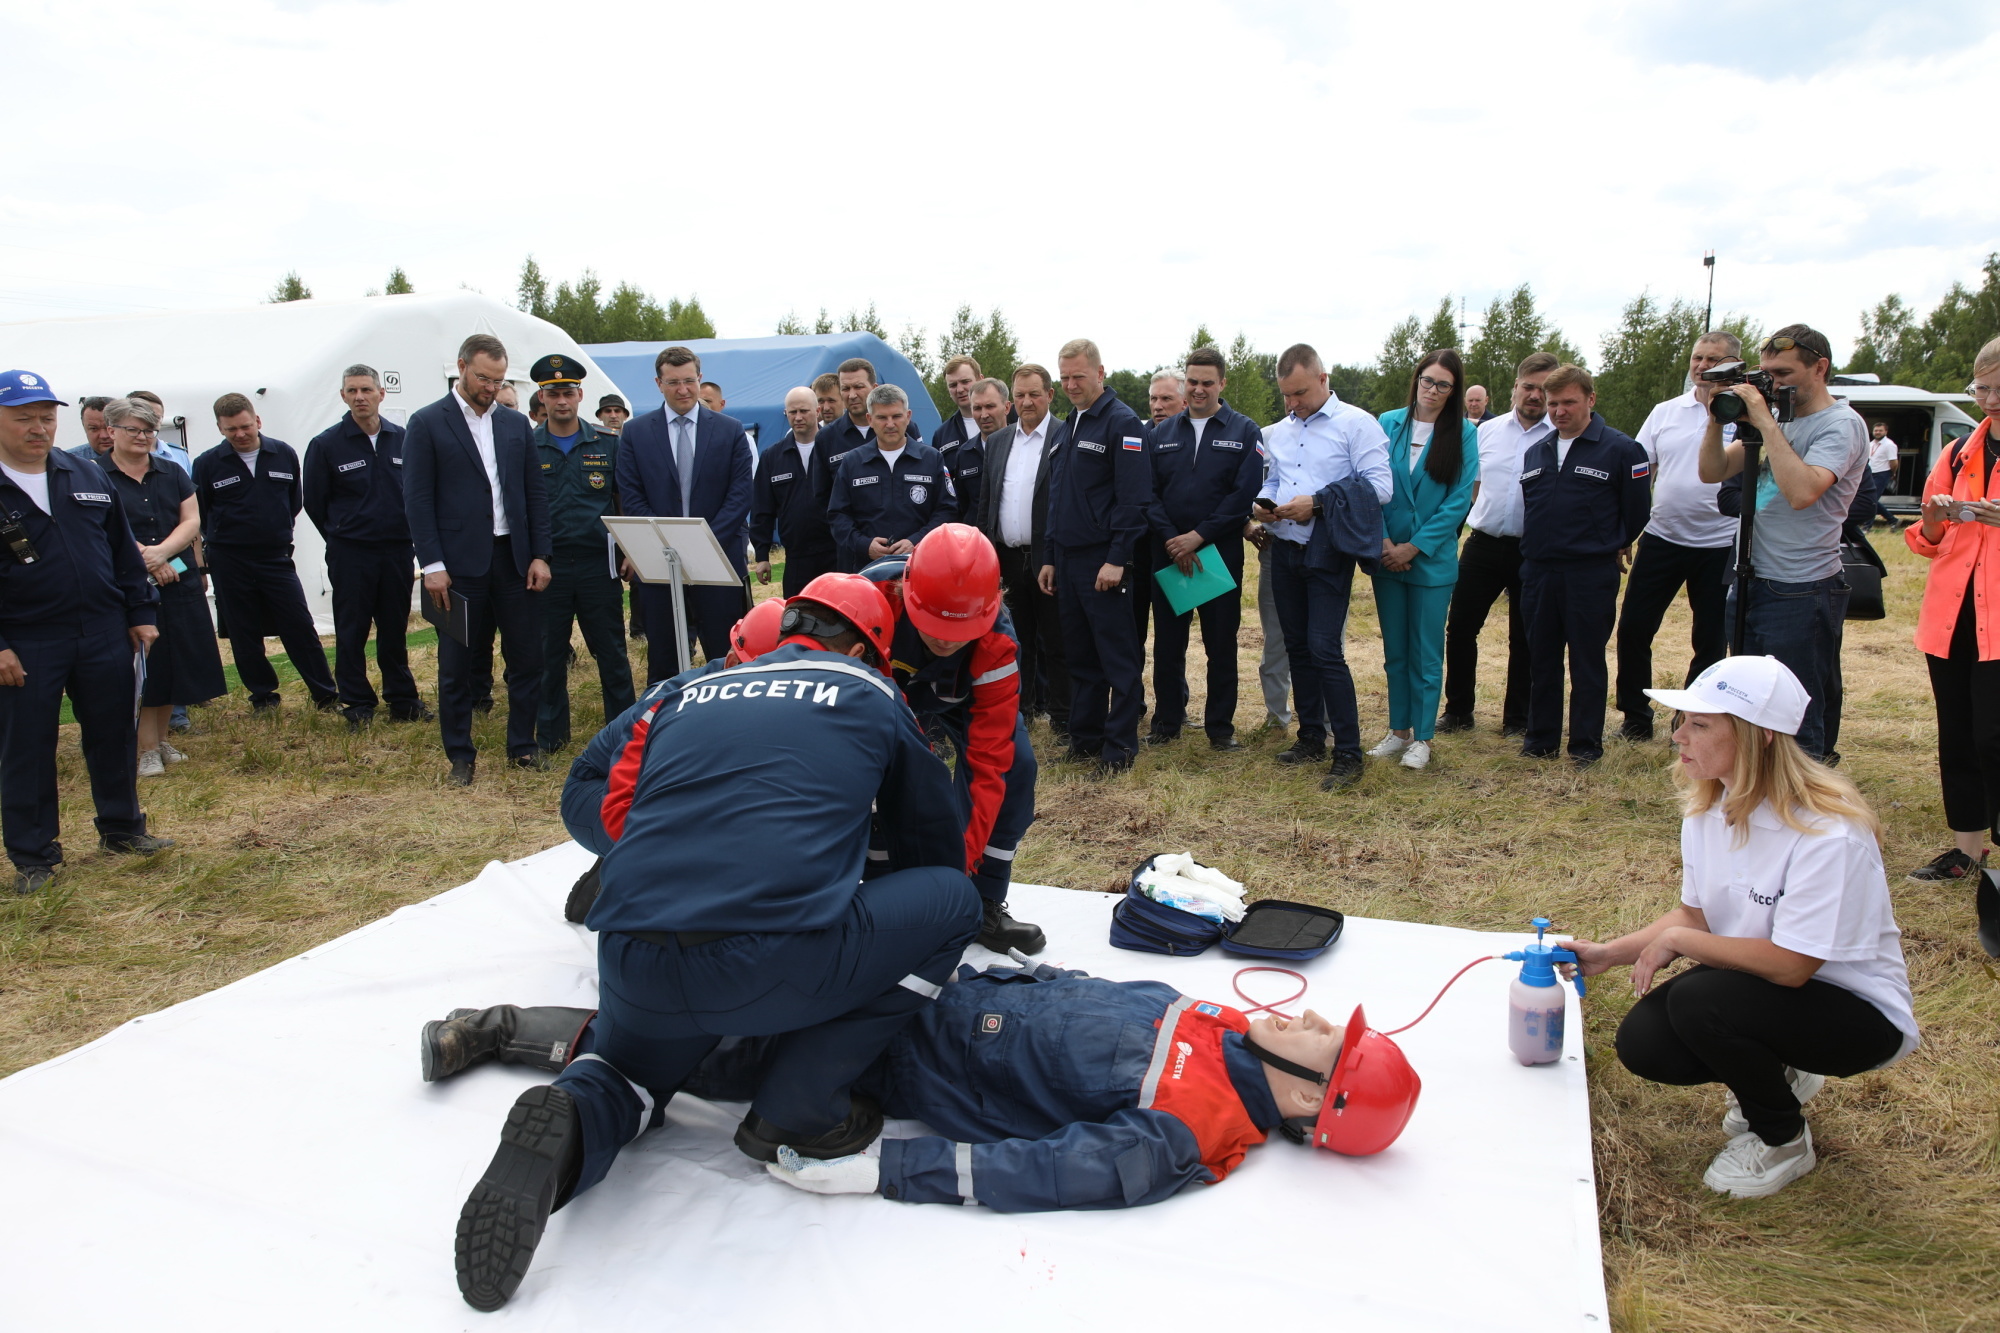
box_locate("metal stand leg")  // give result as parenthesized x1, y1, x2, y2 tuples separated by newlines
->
(668, 549, 691, 677)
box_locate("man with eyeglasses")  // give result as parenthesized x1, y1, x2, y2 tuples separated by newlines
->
(1697, 324, 1868, 762)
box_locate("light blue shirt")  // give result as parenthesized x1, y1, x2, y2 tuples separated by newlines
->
(1257, 389, 1393, 544)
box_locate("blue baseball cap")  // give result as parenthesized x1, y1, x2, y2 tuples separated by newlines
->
(0, 370, 67, 408)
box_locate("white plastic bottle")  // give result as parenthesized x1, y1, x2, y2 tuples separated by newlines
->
(1501, 917, 1582, 1067)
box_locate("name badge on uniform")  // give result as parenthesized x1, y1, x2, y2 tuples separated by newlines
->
(1575, 466, 1609, 481)
(1213, 439, 1244, 451)
(770, 472, 795, 484)
(958, 465, 979, 476)
(1155, 440, 1181, 451)
(71, 491, 110, 503)
(1077, 440, 1106, 454)
(582, 455, 608, 467)
(268, 470, 295, 481)
(212, 475, 242, 490)
(390, 455, 403, 465)
(906, 474, 933, 484)
(851, 475, 880, 487)
(336, 460, 368, 473)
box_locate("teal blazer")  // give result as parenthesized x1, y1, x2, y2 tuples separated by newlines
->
(1372, 407, 1479, 587)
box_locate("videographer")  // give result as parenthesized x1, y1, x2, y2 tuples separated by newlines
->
(1696, 325, 1868, 761)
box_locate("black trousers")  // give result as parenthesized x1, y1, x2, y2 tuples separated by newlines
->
(1614, 533, 1730, 718)
(1616, 966, 1902, 1146)
(1927, 583, 2000, 832)
(324, 538, 419, 719)
(0, 630, 145, 869)
(997, 542, 1069, 728)
(1055, 543, 1144, 763)
(1150, 539, 1244, 739)
(780, 545, 838, 599)
(1443, 529, 1528, 728)
(537, 551, 637, 751)
(638, 577, 746, 687)
(207, 543, 336, 705)
(437, 539, 544, 765)
(1520, 555, 1620, 760)
(1130, 535, 1152, 712)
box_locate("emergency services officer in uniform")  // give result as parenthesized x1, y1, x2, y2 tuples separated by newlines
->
(450, 574, 977, 1312)
(303, 364, 429, 728)
(1144, 347, 1264, 750)
(826, 384, 956, 573)
(0, 370, 173, 894)
(1038, 338, 1156, 777)
(750, 386, 839, 596)
(528, 354, 635, 753)
(191, 392, 339, 710)
(1517, 364, 1651, 766)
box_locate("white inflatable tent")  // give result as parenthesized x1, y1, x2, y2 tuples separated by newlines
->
(0, 292, 611, 631)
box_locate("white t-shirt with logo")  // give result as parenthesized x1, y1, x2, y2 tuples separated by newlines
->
(0, 463, 51, 513)
(1680, 800, 1918, 1063)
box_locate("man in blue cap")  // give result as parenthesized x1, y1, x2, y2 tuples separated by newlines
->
(0, 370, 175, 894)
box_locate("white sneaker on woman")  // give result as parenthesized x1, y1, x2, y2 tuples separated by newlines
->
(1399, 741, 1432, 769)
(1722, 1067, 1825, 1137)
(1366, 733, 1410, 758)
(137, 750, 165, 778)
(158, 740, 187, 765)
(1703, 1124, 1816, 1198)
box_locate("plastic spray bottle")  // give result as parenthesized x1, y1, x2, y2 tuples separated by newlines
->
(1500, 917, 1585, 1066)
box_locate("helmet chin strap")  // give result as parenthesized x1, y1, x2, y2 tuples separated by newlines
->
(1240, 1033, 1339, 1145)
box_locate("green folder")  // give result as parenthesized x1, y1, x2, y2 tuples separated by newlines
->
(1154, 544, 1238, 615)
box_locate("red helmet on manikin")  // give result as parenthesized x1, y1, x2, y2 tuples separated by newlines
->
(787, 573, 897, 667)
(1312, 1005, 1421, 1156)
(727, 598, 786, 665)
(904, 523, 1001, 640)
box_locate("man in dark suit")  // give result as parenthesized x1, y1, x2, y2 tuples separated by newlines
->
(402, 333, 553, 786)
(750, 386, 837, 596)
(970, 367, 1070, 736)
(931, 355, 985, 517)
(613, 344, 754, 683)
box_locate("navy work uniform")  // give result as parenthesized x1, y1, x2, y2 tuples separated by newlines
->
(1517, 412, 1651, 762)
(1042, 389, 1156, 767)
(934, 430, 985, 521)
(302, 408, 424, 723)
(528, 354, 635, 752)
(549, 642, 979, 1197)
(748, 428, 839, 596)
(191, 433, 338, 707)
(1146, 400, 1265, 745)
(825, 439, 956, 573)
(0, 374, 165, 880)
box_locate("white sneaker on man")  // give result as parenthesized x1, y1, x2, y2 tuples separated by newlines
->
(158, 740, 187, 766)
(137, 750, 165, 778)
(1366, 733, 1410, 758)
(1702, 1124, 1816, 1198)
(1400, 741, 1432, 770)
(1722, 1067, 1825, 1138)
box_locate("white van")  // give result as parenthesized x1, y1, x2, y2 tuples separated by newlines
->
(1828, 376, 1980, 510)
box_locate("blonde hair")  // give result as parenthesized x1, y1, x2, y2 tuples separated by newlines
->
(1676, 712, 1881, 845)
(1975, 335, 2000, 379)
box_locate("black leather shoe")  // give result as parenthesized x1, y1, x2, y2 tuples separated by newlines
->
(1570, 752, 1602, 770)
(13, 866, 55, 895)
(733, 1094, 883, 1164)
(345, 710, 373, 733)
(390, 703, 435, 723)
(1500, 722, 1527, 738)
(1276, 739, 1327, 765)
(1618, 715, 1654, 742)
(456, 1085, 582, 1312)
(1435, 712, 1474, 734)
(1090, 756, 1134, 781)
(1209, 737, 1244, 752)
(512, 752, 548, 772)
(1519, 746, 1558, 760)
(979, 898, 1047, 954)
(1320, 754, 1364, 791)
(250, 698, 281, 714)
(1142, 730, 1179, 747)
(100, 832, 175, 855)
(313, 695, 341, 712)
(1056, 746, 1100, 765)
(448, 760, 476, 787)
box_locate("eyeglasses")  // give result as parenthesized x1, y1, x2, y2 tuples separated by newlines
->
(1760, 335, 1829, 361)
(113, 424, 158, 437)
(1417, 375, 1454, 394)
(465, 372, 508, 390)
(1968, 381, 2000, 400)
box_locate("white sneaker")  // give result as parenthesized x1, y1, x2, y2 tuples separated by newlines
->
(1702, 1124, 1816, 1198)
(137, 750, 165, 778)
(1366, 733, 1411, 758)
(1400, 741, 1432, 770)
(1722, 1067, 1825, 1138)
(158, 740, 187, 765)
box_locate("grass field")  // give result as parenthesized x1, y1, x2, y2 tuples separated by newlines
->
(3, 540, 1996, 1330)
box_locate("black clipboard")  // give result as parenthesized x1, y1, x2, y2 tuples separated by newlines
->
(421, 588, 473, 647)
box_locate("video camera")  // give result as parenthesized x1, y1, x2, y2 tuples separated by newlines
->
(1701, 361, 1796, 425)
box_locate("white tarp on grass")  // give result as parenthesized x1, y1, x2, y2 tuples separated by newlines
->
(0, 843, 1608, 1331)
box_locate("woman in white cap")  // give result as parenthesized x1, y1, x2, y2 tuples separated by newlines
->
(1566, 654, 1918, 1198)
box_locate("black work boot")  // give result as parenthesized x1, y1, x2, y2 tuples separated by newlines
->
(456, 1085, 583, 1312)
(422, 1005, 595, 1083)
(563, 858, 602, 923)
(979, 897, 1047, 954)
(1979, 870, 2000, 959)
(733, 1094, 883, 1164)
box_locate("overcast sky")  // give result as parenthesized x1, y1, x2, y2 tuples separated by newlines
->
(4, 0, 1995, 373)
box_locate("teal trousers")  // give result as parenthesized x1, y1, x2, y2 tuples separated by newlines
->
(1372, 578, 1455, 741)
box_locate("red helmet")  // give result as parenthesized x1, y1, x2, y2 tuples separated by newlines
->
(1312, 1005, 1421, 1156)
(903, 524, 1001, 640)
(787, 573, 897, 668)
(726, 598, 787, 665)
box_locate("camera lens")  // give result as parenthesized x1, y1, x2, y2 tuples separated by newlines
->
(1710, 394, 1748, 423)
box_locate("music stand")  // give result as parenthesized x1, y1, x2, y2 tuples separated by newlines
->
(602, 517, 741, 675)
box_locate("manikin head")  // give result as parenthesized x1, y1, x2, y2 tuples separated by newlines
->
(1245, 1009, 1345, 1121)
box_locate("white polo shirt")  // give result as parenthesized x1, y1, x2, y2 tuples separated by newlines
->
(1464, 410, 1554, 538)
(1637, 391, 1737, 549)
(1680, 800, 1918, 1064)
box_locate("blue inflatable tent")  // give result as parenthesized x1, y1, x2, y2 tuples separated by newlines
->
(583, 332, 943, 453)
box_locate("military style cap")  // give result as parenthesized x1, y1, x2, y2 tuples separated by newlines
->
(530, 354, 587, 386)
(0, 369, 67, 408)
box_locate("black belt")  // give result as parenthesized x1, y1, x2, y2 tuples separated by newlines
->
(629, 928, 741, 948)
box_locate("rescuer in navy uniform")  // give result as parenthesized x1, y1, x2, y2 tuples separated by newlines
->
(749, 385, 839, 596)
(450, 573, 977, 1312)
(825, 383, 956, 572)
(1517, 364, 1651, 766)
(528, 353, 635, 753)
(0, 370, 174, 894)
(1038, 338, 1157, 776)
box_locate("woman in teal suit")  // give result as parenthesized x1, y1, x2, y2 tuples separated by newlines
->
(1369, 350, 1479, 770)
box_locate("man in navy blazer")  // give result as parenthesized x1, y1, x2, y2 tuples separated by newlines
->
(402, 334, 553, 785)
(614, 345, 755, 684)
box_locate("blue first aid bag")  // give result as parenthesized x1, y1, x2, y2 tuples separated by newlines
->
(1110, 856, 1345, 961)
(1109, 855, 1228, 956)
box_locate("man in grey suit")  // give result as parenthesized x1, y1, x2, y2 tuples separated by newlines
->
(970, 367, 1070, 736)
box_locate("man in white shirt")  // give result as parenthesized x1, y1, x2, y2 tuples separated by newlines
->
(1440, 352, 1558, 735)
(1866, 421, 1899, 525)
(971, 366, 1069, 735)
(1614, 332, 1743, 740)
(1250, 343, 1392, 790)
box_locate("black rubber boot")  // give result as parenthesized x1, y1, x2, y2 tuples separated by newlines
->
(455, 1085, 582, 1312)
(421, 1006, 595, 1083)
(1979, 870, 2000, 959)
(563, 858, 602, 924)
(978, 898, 1047, 955)
(732, 1093, 883, 1164)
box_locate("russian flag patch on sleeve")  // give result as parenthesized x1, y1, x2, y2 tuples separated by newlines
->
(1122, 436, 1144, 451)
(1631, 460, 1650, 479)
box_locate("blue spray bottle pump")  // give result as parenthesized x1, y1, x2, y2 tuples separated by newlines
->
(1500, 918, 1584, 1065)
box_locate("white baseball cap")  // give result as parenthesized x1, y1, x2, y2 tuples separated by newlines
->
(1643, 655, 1809, 735)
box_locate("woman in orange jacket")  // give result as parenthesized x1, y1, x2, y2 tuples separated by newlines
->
(1903, 334, 2000, 952)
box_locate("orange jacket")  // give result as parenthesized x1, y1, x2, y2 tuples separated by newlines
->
(1905, 418, 2000, 659)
